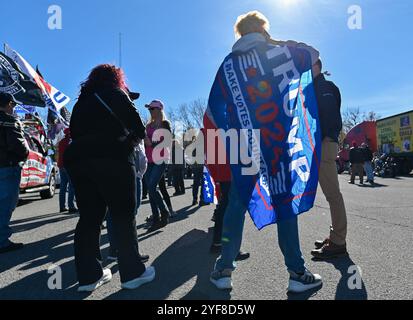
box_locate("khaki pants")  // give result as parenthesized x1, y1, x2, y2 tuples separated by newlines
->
(351, 163, 364, 184)
(318, 138, 347, 245)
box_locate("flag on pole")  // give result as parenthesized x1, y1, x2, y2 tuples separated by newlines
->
(0, 52, 45, 106)
(4, 44, 70, 111)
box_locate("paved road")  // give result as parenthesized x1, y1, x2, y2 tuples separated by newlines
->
(0, 174, 412, 300)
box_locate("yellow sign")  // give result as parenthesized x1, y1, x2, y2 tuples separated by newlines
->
(377, 111, 413, 153)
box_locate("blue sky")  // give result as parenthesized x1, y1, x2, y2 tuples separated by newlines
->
(1, 0, 413, 118)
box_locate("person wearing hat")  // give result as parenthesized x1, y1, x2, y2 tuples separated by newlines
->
(64, 64, 153, 292)
(0, 92, 29, 254)
(144, 100, 173, 232)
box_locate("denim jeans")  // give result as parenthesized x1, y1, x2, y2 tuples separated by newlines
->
(0, 166, 22, 248)
(145, 163, 168, 220)
(215, 184, 306, 274)
(59, 167, 76, 210)
(107, 177, 142, 252)
(364, 161, 374, 182)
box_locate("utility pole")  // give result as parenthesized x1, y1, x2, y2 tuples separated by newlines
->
(119, 32, 122, 68)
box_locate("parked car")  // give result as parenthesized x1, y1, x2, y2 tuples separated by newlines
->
(19, 120, 57, 199)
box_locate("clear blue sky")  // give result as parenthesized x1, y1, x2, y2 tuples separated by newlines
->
(1, 0, 412, 118)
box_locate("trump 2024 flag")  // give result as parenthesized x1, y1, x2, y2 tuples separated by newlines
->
(205, 40, 321, 230)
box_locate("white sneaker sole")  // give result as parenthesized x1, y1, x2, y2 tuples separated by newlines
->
(121, 266, 156, 290)
(78, 269, 112, 292)
(210, 277, 233, 290)
(288, 279, 322, 293)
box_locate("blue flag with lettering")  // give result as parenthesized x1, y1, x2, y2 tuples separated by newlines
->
(205, 40, 321, 230)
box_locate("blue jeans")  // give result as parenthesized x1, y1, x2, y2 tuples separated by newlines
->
(145, 163, 168, 220)
(107, 177, 142, 252)
(364, 161, 374, 182)
(215, 184, 306, 274)
(0, 166, 22, 248)
(59, 168, 75, 210)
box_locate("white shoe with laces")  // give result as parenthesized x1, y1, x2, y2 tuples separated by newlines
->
(288, 269, 322, 293)
(77, 268, 112, 292)
(121, 266, 156, 290)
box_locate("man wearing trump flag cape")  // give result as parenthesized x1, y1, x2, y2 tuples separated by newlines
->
(205, 11, 323, 293)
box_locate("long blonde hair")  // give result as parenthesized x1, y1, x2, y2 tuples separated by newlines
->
(149, 109, 166, 126)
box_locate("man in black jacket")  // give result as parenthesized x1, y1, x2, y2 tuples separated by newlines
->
(310, 60, 348, 260)
(349, 141, 365, 184)
(0, 92, 29, 254)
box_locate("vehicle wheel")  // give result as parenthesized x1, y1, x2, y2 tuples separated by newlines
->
(40, 174, 56, 199)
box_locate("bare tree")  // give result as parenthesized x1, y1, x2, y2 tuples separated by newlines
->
(177, 103, 195, 131)
(342, 107, 381, 134)
(166, 109, 178, 136)
(342, 107, 363, 133)
(363, 111, 381, 122)
(189, 98, 207, 129)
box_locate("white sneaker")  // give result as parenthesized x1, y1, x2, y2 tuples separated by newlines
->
(121, 266, 156, 290)
(78, 268, 112, 292)
(210, 269, 233, 290)
(288, 270, 322, 293)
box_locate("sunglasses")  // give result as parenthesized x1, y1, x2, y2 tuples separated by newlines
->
(149, 107, 158, 111)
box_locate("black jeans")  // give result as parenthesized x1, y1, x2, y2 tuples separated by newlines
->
(212, 182, 231, 244)
(192, 165, 204, 201)
(67, 158, 145, 285)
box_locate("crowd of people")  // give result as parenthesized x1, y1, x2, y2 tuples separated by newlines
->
(1, 11, 352, 295)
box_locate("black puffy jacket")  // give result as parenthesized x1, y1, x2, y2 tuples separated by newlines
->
(0, 110, 29, 167)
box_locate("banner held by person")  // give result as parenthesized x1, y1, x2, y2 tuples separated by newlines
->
(205, 41, 321, 230)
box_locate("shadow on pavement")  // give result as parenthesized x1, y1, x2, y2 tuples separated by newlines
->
(357, 182, 388, 188)
(312, 255, 368, 300)
(17, 197, 38, 208)
(11, 214, 78, 234)
(287, 284, 324, 300)
(105, 228, 230, 300)
(0, 229, 81, 299)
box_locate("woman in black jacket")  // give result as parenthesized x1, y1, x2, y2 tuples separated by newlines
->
(64, 64, 155, 291)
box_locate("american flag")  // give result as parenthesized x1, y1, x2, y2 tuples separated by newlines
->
(202, 166, 218, 204)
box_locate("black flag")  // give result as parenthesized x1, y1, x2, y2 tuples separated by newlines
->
(0, 52, 45, 107)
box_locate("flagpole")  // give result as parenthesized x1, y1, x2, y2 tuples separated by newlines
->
(119, 33, 122, 68)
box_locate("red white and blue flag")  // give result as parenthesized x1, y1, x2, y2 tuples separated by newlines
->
(202, 166, 218, 204)
(205, 40, 321, 229)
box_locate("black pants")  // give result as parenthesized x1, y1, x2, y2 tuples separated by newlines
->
(192, 165, 204, 201)
(66, 158, 145, 285)
(159, 175, 172, 209)
(212, 182, 231, 244)
(172, 165, 185, 194)
(142, 176, 148, 198)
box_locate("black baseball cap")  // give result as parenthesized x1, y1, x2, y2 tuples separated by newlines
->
(129, 91, 140, 101)
(0, 92, 21, 106)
